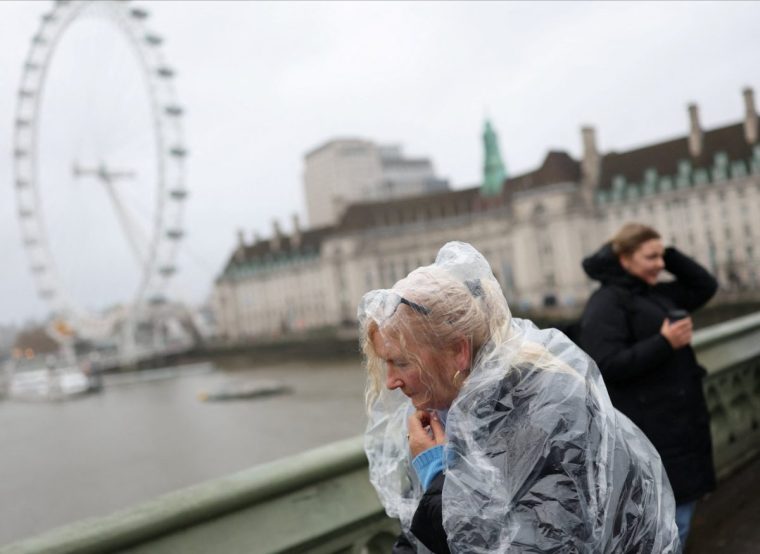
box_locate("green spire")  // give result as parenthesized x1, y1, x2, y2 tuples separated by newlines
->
(481, 119, 507, 197)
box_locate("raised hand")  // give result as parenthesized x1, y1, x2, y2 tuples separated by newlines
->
(407, 410, 446, 458)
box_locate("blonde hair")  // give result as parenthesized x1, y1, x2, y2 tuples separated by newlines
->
(361, 265, 511, 408)
(611, 222, 661, 258)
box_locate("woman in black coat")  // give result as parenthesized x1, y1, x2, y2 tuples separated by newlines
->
(580, 222, 718, 549)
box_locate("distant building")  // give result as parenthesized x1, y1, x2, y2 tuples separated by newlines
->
(214, 89, 760, 340)
(303, 138, 449, 227)
(12, 326, 59, 357)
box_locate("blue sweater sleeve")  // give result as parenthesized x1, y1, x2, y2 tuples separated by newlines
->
(412, 445, 445, 490)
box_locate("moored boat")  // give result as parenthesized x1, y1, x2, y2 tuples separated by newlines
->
(198, 379, 291, 402)
(5, 365, 100, 401)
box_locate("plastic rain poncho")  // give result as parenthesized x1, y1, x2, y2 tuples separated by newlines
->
(359, 242, 679, 553)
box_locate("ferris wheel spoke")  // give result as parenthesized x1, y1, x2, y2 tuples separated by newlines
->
(74, 163, 151, 270)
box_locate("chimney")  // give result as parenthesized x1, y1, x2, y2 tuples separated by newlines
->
(688, 103, 703, 158)
(291, 213, 302, 250)
(235, 228, 246, 262)
(271, 219, 282, 252)
(580, 125, 600, 206)
(743, 87, 758, 145)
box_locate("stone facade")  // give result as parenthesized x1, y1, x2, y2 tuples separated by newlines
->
(214, 90, 760, 340)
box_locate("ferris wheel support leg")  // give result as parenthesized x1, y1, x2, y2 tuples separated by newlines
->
(119, 315, 139, 369)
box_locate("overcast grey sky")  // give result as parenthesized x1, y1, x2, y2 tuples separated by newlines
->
(1, 1, 759, 326)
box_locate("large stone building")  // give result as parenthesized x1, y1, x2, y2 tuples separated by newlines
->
(303, 139, 449, 227)
(214, 90, 760, 341)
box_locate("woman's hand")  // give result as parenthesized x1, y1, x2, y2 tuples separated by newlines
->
(660, 316, 693, 349)
(408, 410, 446, 458)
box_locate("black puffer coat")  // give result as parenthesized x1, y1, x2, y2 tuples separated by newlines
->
(580, 244, 718, 504)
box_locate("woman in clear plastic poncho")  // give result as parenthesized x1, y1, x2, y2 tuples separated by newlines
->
(359, 242, 679, 554)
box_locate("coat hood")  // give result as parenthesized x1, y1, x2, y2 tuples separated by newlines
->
(583, 242, 645, 289)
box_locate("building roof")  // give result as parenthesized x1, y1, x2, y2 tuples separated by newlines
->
(503, 150, 580, 195)
(304, 138, 372, 159)
(598, 122, 752, 189)
(338, 187, 481, 232)
(221, 225, 334, 274)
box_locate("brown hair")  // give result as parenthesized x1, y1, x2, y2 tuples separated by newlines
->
(611, 222, 661, 257)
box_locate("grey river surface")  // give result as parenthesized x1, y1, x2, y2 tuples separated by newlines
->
(0, 357, 366, 545)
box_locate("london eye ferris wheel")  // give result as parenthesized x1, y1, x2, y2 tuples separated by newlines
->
(13, 0, 188, 350)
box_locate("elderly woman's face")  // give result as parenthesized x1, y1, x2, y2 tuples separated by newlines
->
(619, 238, 665, 286)
(371, 328, 459, 410)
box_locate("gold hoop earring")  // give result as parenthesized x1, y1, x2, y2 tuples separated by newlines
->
(453, 369, 468, 387)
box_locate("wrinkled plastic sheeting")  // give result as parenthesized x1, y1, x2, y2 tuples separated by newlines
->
(361, 242, 680, 553)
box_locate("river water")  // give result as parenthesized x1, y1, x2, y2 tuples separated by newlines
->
(0, 357, 367, 545)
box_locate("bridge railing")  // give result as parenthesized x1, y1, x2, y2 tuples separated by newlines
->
(4, 312, 760, 554)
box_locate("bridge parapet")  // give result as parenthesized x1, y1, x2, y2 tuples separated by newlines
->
(695, 311, 760, 477)
(4, 312, 760, 554)
(0, 436, 395, 554)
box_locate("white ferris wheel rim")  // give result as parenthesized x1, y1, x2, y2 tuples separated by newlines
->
(13, 0, 188, 338)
